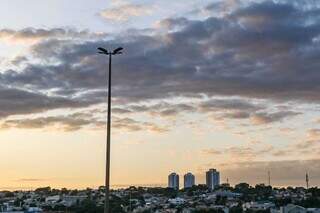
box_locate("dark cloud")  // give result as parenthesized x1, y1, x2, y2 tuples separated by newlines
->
(251, 111, 301, 124)
(112, 102, 195, 117)
(199, 99, 262, 113)
(0, 0, 319, 120)
(198, 99, 299, 124)
(223, 111, 251, 119)
(112, 117, 168, 133)
(0, 87, 91, 119)
(0, 111, 169, 132)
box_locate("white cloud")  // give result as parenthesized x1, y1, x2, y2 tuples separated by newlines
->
(100, 4, 153, 22)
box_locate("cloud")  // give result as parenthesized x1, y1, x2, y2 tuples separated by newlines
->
(16, 178, 47, 182)
(199, 99, 262, 113)
(213, 159, 320, 186)
(307, 129, 320, 139)
(223, 111, 251, 119)
(0, 110, 169, 133)
(295, 140, 319, 150)
(201, 148, 222, 155)
(123, 140, 146, 146)
(0, 87, 91, 119)
(0, 28, 105, 44)
(6, 0, 320, 104)
(279, 127, 294, 133)
(197, 99, 299, 124)
(272, 150, 290, 157)
(156, 18, 191, 30)
(112, 102, 195, 118)
(0, 0, 319, 128)
(199, 98, 263, 122)
(113, 117, 168, 133)
(195, 0, 241, 17)
(290, 129, 320, 150)
(251, 111, 301, 125)
(100, 4, 153, 22)
(202, 145, 274, 161)
(0, 114, 95, 132)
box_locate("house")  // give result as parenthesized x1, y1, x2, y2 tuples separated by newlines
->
(168, 197, 186, 205)
(271, 204, 307, 213)
(307, 208, 320, 213)
(61, 195, 87, 207)
(243, 201, 275, 211)
(281, 204, 307, 213)
(26, 207, 43, 213)
(45, 195, 60, 204)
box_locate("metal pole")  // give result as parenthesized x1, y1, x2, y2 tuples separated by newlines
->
(130, 190, 132, 212)
(105, 53, 112, 213)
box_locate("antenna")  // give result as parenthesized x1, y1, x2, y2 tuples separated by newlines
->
(227, 177, 229, 184)
(268, 171, 271, 186)
(306, 172, 309, 189)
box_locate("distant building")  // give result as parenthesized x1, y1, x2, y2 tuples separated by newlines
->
(45, 195, 60, 204)
(62, 195, 87, 207)
(168, 197, 186, 205)
(280, 204, 307, 213)
(184, 173, 195, 188)
(243, 201, 275, 211)
(206, 169, 220, 190)
(168, 172, 179, 189)
(26, 207, 43, 213)
(271, 204, 309, 213)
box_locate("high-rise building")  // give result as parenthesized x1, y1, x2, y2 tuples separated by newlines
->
(206, 169, 220, 190)
(168, 173, 179, 190)
(184, 173, 195, 188)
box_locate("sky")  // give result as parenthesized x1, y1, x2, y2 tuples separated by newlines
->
(0, 0, 320, 190)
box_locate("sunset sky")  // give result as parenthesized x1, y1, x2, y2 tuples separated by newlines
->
(0, 0, 320, 190)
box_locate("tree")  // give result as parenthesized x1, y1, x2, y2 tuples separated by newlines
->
(4, 191, 14, 197)
(307, 187, 320, 197)
(215, 196, 227, 205)
(275, 198, 292, 207)
(254, 184, 272, 199)
(230, 205, 243, 213)
(297, 197, 320, 208)
(35, 186, 51, 195)
(235, 183, 250, 193)
(61, 188, 69, 195)
(193, 209, 224, 213)
(14, 198, 23, 207)
(73, 199, 103, 213)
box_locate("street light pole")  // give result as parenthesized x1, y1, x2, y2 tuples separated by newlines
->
(98, 47, 123, 213)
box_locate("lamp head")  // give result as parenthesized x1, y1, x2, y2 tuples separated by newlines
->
(112, 47, 123, 55)
(97, 47, 109, 54)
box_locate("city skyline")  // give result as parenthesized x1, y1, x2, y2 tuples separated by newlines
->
(0, 0, 320, 190)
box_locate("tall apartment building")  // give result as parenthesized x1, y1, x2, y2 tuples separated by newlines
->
(168, 172, 179, 190)
(184, 173, 195, 188)
(206, 169, 220, 190)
